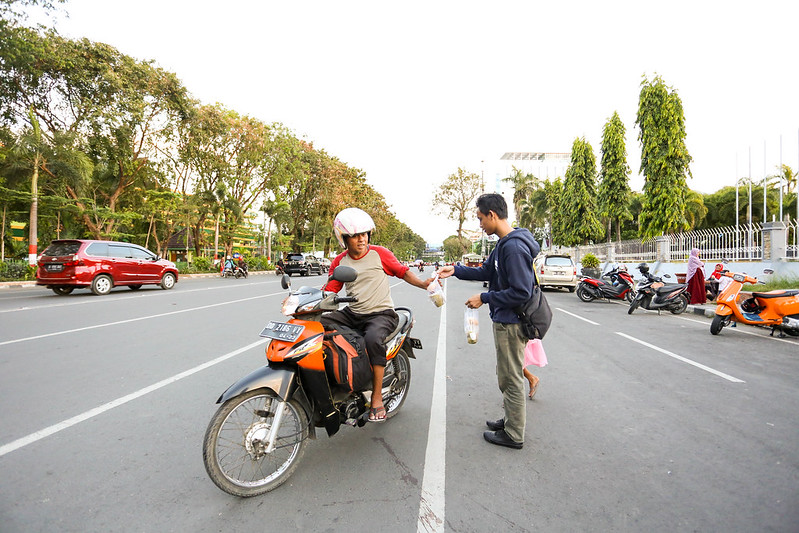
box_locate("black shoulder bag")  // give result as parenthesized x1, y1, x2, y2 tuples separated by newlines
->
(514, 285, 552, 340)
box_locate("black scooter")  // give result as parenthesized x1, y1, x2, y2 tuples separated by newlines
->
(627, 263, 690, 315)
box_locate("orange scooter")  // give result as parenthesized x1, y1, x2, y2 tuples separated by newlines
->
(710, 269, 799, 337)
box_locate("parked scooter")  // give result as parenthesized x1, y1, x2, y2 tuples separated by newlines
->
(627, 262, 690, 315)
(576, 266, 636, 303)
(202, 266, 422, 496)
(710, 269, 799, 336)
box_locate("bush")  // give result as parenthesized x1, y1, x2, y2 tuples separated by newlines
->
(581, 253, 600, 269)
(193, 256, 212, 272)
(0, 260, 35, 281)
(246, 255, 273, 272)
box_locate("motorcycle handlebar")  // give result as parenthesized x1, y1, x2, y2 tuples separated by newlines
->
(334, 296, 358, 304)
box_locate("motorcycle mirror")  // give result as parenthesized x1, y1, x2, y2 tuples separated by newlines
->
(663, 273, 672, 278)
(329, 265, 357, 283)
(281, 274, 291, 290)
(763, 268, 774, 275)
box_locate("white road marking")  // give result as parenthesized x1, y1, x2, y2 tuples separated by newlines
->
(417, 281, 446, 533)
(0, 339, 268, 458)
(615, 332, 745, 383)
(556, 307, 600, 325)
(0, 292, 284, 346)
(0, 280, 281, 314)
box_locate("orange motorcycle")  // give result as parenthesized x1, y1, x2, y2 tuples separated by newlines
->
(202, 265, 421, 496)
(710, 269, 799, 337)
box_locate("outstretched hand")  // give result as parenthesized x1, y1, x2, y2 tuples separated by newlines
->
(436, 266, 455, 279)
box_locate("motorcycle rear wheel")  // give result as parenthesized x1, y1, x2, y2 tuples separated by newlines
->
(670, 294, 688, 314)
(710, 314, 729, 335)
(203, 389, 308, 497)
(576, 285, 595, 302)
(383, 349, 411, 418)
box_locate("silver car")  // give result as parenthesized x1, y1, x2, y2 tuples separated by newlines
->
(534, 253, 577, 291)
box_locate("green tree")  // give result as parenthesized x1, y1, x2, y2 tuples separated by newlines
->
(503, 167, 538, 221)
(598, 111, 632, 242)
(560, 138, 603, 245)
(432, 167, 484, 239)
(636, 74, 692, 238)
(442, 235, 472, 262)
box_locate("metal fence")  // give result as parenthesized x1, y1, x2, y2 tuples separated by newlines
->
(787, 219, 798, 259)
(558, 220, 799, 264)
(665, 223, 762, 262)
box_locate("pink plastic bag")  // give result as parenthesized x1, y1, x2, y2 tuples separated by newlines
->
(524, 339, 548, 368)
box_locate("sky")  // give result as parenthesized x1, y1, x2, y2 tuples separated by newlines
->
(23, 0, 799, 245)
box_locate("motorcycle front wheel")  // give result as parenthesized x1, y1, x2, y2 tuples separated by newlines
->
(670, 294, 688, 314)
(383, 349, 411, 418)
(710, 314, 730, 335)
(576, 284, 595, 302)
(627, 296, 641, 314)
(203, 389, 308, 497)
(625, 289, 635, 303)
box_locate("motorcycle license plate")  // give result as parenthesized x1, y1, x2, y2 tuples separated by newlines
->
(259, 321, 305, 341)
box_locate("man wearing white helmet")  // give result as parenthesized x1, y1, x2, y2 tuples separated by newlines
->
(323, 208, 435, 422)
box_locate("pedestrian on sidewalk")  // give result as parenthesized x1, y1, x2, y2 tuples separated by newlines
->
(686, 248, 707, 305)
(437, 193, 540, 450)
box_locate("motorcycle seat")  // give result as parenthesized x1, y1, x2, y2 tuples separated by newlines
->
(385, 308, 411, 343)
(655, 284, 685, 294)
(753, 290, 799, 299)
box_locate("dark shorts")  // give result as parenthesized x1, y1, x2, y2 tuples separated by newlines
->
(321, 307, 399, 367)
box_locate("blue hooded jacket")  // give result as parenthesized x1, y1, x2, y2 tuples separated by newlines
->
(454, 228, 540, 323)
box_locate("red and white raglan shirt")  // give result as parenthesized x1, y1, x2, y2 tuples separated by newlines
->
(324, 245, 409, 315)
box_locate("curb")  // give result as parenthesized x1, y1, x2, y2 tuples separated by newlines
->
(688, 304, 716, 318)
(0, 270, 275, 290)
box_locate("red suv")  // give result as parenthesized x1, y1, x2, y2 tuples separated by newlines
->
(36, 239, 179, 296)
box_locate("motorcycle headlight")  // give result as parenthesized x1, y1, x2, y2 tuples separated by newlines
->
(281, 294, 299, 316)
(284, 333, 324, 360)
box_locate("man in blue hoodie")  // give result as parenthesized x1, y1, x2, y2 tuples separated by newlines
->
(438, 193, 540, 449)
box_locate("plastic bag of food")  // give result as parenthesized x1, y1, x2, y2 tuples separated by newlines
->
(427, 274, 445, 307)
(464, 308, 479, 344)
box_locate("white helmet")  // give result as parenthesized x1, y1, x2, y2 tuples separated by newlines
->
(333, 208, 375, 248)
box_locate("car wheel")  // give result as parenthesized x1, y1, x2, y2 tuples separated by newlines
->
(568, 286, 576, 293)
(129, 285, 142, 291)
(91, 274, 113, 296)
(160, 272, 176, 290)
(52, 287, 74, 296)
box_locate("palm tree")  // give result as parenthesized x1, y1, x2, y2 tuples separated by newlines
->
(503, 167, 539, 221)
(262, 197, 291, 261)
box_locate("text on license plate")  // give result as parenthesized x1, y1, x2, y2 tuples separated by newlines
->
(259, 321, 305, 341)
(45, 264, 63, 272)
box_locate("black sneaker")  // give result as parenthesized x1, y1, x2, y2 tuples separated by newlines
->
(485, 418, 505, 431)
(483, 429, 523, 449)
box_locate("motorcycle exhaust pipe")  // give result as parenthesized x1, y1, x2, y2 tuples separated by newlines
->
(782, 317, 799, 333)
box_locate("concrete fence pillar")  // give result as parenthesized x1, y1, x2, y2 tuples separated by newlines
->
(761, 222, 787, 261)
(656, 236, 670, 262)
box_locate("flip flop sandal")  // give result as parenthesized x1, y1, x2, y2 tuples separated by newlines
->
(369, 406, 387, 423)
(528, 379, 539, 400)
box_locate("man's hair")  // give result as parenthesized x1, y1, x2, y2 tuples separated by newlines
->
(475, 193, 508, 219)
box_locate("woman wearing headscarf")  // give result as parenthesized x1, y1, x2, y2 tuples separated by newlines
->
(686, 248, 706, 304)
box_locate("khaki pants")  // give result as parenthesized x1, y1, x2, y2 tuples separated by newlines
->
(492, 322, 527, 443)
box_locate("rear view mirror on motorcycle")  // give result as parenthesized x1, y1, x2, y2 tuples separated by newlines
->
(329, 265, 357, 283)
(764, 268, 774, 275)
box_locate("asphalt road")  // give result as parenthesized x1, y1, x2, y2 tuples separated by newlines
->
(1, 270, 797, 532)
